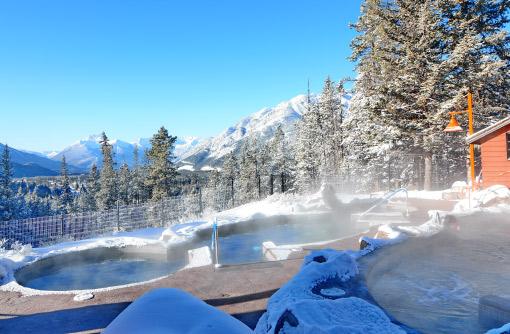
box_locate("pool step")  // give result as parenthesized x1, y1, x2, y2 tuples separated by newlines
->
(352, 211, 410, 230)
(479, 295, 510, 329)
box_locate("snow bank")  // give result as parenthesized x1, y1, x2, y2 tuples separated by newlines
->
(486, 323, 510, 334)
(103, 288, 252, 334)
(454, 185, 510, 212)
(0, 187, 342, 295)
(256, 207, 460, 334)
(255, 249, 405, 334)
(359, 210, 448, 254)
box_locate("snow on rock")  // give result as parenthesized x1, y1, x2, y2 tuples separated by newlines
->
(103, 288, 252, 334)
(255, 249, 405, 334)
(274, 298, 405, 334)
(74, 292, 94, 301)
(160, 228, 181, 243)
(359, 210, 449, 252)
(486, 323, 510, 334)
(454, 185, 510, 212)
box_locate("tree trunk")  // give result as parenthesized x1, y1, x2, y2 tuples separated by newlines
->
(424, 151, 432, 191)
(281, 172, 285, 193)
(270, 175, 274, 195)
(257, 176, 261, 199)
(231, 178, 234, 208)
(412, 156, 420, 190)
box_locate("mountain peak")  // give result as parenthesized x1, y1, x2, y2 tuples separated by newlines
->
(176, 92, 349, 170)
(83, 134, 102, 142)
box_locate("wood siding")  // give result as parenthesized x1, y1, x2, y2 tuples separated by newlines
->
(479, 124, 510, 188)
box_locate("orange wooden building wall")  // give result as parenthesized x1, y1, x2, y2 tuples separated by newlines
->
(477, 123, 510, 188)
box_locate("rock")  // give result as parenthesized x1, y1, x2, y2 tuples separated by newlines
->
(74, 292, 94, 301)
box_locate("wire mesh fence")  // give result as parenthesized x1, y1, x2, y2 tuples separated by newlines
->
(0, 189, 235, 249)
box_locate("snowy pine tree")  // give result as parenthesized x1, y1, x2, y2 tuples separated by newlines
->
(295, 85, 320, 193)
(270, 125, 292, 193)
(346, 0, 510, 191)
(0, 144, 14, 221)
(222, 151, 238, 207)
(130, 146, 146, 204)
(238, 141, 258, 203)
(257, 143, 271, 198)
(58, 155, 74, 213)
(97, 132, 118, 210)
(145, 126, 178, 201)
(81, 164, 100, 212)
(118, 161, 130, 206)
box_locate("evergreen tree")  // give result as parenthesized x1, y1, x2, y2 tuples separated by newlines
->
(208, 168, 220, 189)
(97, 132, 118, 210)
(145, 126, 178, 201)
(295, 84, 320, 193)
(347, 0, 510, 191)
(316, 76, 345, 181)
(222, 151, 238, 207)
(58, 155, 74, 213)
(130, 146, 145, 204)
(270, 125, 292, 193)
(0, 144, 14, 221)
(118, 161, 130, 206)
(257, 143, 271, 198)
(238, 141, 258, 203)
(81, 164, 100, 212)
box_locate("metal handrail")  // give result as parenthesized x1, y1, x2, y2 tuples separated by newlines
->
(358, 188, 409, 221)
(211, 218, 221, 268)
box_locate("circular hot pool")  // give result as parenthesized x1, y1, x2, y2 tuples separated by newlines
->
(15, 246, 187, 291)
(362, 214, 510, 333)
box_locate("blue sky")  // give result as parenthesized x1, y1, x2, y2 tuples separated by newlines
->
(0, 1, 362, 152)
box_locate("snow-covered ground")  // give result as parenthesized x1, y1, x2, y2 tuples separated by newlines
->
(2, 185, 510, 333)
(0, 186, 364, 296)
(103, 288, 253, 334)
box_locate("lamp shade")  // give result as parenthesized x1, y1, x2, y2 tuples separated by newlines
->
(444, 114, 463, 132)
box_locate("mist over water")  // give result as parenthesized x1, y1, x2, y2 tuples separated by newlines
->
(15, 248, 186, 291)
(197, 213, 355, 263)
(364, 214, 510, 333)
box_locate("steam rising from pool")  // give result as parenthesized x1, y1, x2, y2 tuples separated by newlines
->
(363, 214, 510, 333)
(15, 247, 187, 291)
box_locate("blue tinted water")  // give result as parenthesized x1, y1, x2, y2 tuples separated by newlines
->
(16, 213, 352, 291)
(199, 213, 353, 263)
(365, 219, 510, 334)
(24, 258, 186, 291)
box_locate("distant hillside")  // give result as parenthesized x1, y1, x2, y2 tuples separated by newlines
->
(0, 143, 84, 177)
(13, 163, 59, 178)
(176, 93, 351, 170)
(50, 135, 202, 170)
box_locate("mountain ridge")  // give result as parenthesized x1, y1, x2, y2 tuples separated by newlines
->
(4, 92, 350, 176)
(176, 93, 351, 170)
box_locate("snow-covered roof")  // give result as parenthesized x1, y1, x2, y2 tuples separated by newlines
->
(466, 117, 510, 144)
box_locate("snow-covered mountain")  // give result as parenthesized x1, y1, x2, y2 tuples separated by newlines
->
(50, 135, 202, 169)
(0, 143, 83, 177)
(176, 93, 351, 170)
(7, 92, 350, 175)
